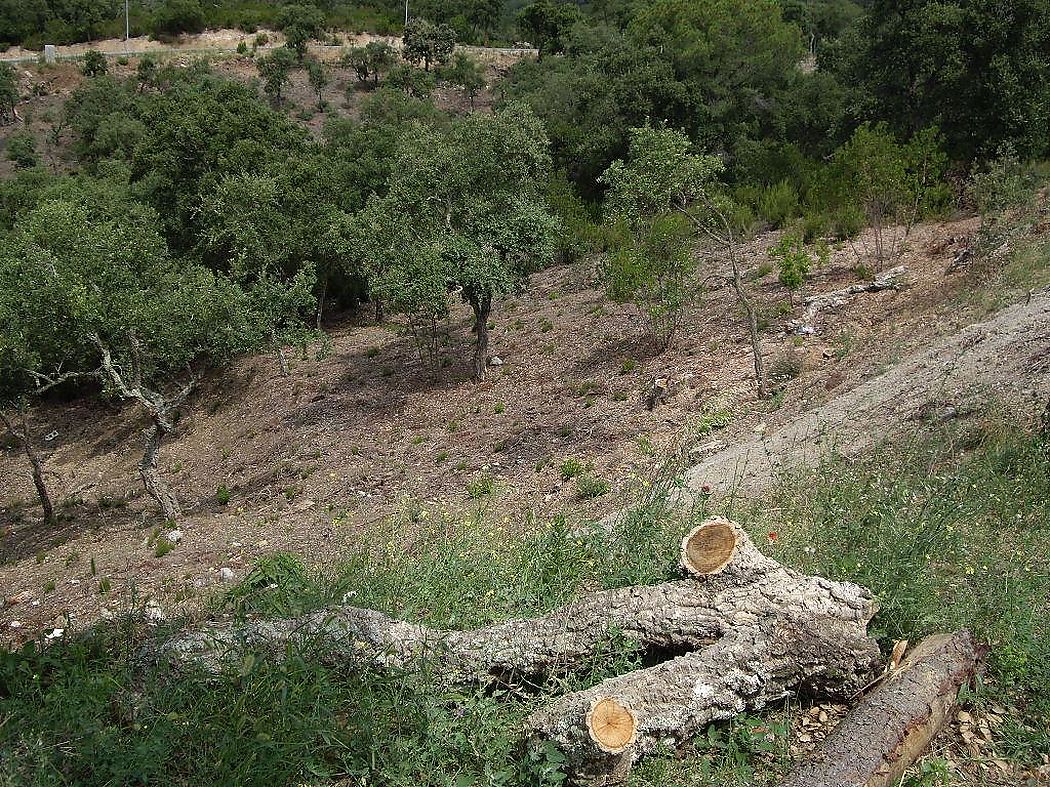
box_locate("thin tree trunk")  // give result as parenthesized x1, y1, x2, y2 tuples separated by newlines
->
(0, 409, 54, 524)
(141, 419, 180, 521)
(730, 250, 766, 399)
(471, 294, 492, 381)
(316, 279, 327, 330)
(374, 297, 385, 324)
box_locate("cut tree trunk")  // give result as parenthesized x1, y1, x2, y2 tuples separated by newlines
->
(779, 631, 985, 787)
(140, 420, 180, 521)
(803, 266, 907, 322)
(151, 519, 881, 782)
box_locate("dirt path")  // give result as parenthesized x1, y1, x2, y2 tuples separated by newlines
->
(686, 289, 1050, 502)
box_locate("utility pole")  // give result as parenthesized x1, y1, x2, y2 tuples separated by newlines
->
(405, 0, 409, 26)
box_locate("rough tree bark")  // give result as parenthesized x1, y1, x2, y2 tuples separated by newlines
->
(93, 335, 198, 521)
(469, 291, 492, 382)
(140, 418, 180, 521)
(0, 408, 54, 523)
(780, 631, 985, 787)
(154, 519, 880, 783)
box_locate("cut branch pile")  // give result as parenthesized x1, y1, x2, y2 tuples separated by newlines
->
(153, 519, 883, 782)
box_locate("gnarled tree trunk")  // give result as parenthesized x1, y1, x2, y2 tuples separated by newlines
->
(0, 408, 55, 524)
(469, 292, 492, 382)
(140, 419, 180, 521)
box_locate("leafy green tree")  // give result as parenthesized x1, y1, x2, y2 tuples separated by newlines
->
(467, 0, 503, 44)
(385, 63, 437, 99)
(501, 34, 687, 196)
(6, 131, 38, 169)
(603, 126, 769, 396)
(3, 192, 311, 520)
(627, 0, 804, 149)
(440, 51, 486, 110)
(402, 18, 457, 71)
(129, 69, 307, 253)
(277, 3, 326, 60)
(840, 0, 1050, 161)
(151, 0, 205, 39)
(768, 232, 812, 303)
(343, 41, 398, 86)
(344, 104, 558, 379)
(81, 49, 108, 77)
(306, 58, 328, 107)
(829, 122, 949, 266)
(136, 55, 158, 92)
(518, 0, 582, 58)
(0, 63, 17, 125)
(603, 212, 696, 351)
(258, 47, 297, 105)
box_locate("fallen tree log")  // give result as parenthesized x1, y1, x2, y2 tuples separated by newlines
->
(155, 519, 878, 687)
(779, 631, 985, 787)
(528, 614, 880, 784)
(150, 519, 881, 782)
(803, 266, 908, 322)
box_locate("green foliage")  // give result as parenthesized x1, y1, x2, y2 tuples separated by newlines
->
(0, 63, 17, 122)
(402, 17, 456, 71)
(305, 57, 328, 105)
(5, 131, 39, 169)
(767, 233, 811, 300)
(151, 0, 205, 39)
(627, 0, 804, 148)
(968, 144, 1042, 262)
(518, 0, 582, 58)
(575, 472, 609, 499)
(559, 457, 586, 480)
(343, 40, 398, 86)
(340, 103, 558, 378)
(277, 3, 325, 59)
(384, 63, 437, 99)
(600, 126, 722, 350)
(256, 46, 296, 104)
(840, 0, 1050, 161)
(439, 51, 486, 109)
(81, 49, 108, 77)
(754, 421, 1050, 763)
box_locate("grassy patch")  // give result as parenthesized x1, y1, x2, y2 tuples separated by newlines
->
(2, 418, 1047, 784)
(735, 416, 1050, 765)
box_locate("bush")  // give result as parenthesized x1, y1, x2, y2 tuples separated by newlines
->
(756, 180, 800, 228)
(6, 132, 39, 169)
(151, 0, 205, 39)
(81, 50, 108, 77)
(576, 473, 610, 499)
(559, 458, 586, 480)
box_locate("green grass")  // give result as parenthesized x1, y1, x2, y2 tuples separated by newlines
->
(736, 416, 1050, 765)
(2, 417, 1047, 785)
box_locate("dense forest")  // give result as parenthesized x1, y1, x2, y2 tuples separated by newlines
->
(0, 0, 1049, 784)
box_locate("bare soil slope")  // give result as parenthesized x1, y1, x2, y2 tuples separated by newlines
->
(0, 213, 1045, 642)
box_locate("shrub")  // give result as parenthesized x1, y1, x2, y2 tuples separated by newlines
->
(467, 473, 495, 499)
(768, 351, 804, 384)
(559, 458, 586, 480)
(767, 232, 812, 302)
(6, 132, 38, 169)
(576, 473, 610, 499)
(81, 50, 108, 77)
(756, 180, 800, 228)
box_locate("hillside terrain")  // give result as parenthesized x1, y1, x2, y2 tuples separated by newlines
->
(1, 6, 1049, 786)
(1, 210, 1042, 640)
